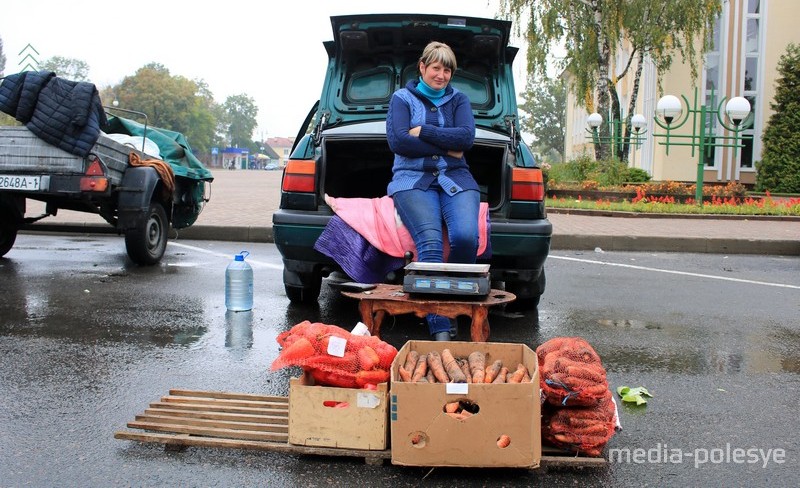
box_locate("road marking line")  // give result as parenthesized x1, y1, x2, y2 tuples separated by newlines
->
(549, 255, 800, 290)
(167, 242, 283, 270)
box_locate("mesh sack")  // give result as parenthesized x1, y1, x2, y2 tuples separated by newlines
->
(536, 336, 609, 407)
(542, 390, 617, 457)
(271, 320, 397, 388)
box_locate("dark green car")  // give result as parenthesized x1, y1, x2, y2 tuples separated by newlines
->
(273, 13, 551, 309)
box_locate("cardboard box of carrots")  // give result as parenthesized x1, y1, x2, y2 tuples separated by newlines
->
(389, 340, 541, 468)
(288, 371, 390, 450)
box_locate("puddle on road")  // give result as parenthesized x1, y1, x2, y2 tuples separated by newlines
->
(537, 310, 800, 375)
(597, 318, 663, 330)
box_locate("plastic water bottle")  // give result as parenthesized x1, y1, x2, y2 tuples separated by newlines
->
(225, 251, 253, 311)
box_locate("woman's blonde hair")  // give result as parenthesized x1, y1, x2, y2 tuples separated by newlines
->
(418, 41, 457, 72)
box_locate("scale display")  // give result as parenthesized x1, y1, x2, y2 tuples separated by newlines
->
(402, 263, 490, 298)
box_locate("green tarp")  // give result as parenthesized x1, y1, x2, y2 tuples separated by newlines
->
(105, 115, 213, 181)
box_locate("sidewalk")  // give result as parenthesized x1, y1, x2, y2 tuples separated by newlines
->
(23, 169, 800, 255)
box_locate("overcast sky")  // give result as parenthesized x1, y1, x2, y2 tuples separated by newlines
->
(1, 0, 530, 139)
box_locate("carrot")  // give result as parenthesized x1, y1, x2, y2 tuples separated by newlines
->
(458, 358, 472, 383)
(375, 341, 399, 370)
(445, 401, 460, 413)
(522, 371, 532, 383)
(484, 359, 503, 383)
(357, 346, 380, 371)
(564, 365, 606, 383)
(411, 354, 428, 382)
(271, 336, 316, 370)
(355, 369, 389, 388)
(427, 351, 450, 383)
(492, 366, 509, 384)
(402, 351, 420, 374)
(580, 383, 610, 397)
(440, 349, 467, 383)
(497, 434, 511, 448)
(398, 365, 412, 382)
(304, 352, 359, 373)
(569, 423, 609, 436)
(468, 351, 486, 383)
(507, 364, 528, 383)
(426, 368, 436, 383)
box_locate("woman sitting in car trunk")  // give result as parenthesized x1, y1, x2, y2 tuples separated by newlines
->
(386, 41, 479, 342)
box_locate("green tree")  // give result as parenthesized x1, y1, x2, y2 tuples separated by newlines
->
(0, 36, 6, 76)
(0, 36, 12, 125)
(111, 63, 217, 154)
(223, 94, 258, 151)
(39, 56, 90, 81)
(519, 76, 566, 162)
(755, 43, 800, 193)
(186, 80, 223, 154)
(500, 0, 720, 162)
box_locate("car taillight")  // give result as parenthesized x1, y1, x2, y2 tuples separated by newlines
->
(282, 159, 316, 193)
(80, 159, 108, 192)
(511, 167, 544, 201)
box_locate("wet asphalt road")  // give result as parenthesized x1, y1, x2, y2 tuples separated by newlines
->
(0, 233, 798, 487)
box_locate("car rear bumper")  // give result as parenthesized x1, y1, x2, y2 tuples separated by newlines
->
(273, 209, 551, 269)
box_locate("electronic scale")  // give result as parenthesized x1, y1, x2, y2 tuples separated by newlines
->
(402, 262, 491, 298)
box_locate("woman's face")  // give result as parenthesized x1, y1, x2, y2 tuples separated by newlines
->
(419, 61, 452, 90)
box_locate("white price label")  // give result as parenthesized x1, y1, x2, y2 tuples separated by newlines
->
(357, 392, 381, 409)
(326, 336, 347, 357)
(446, 383, 469, 395)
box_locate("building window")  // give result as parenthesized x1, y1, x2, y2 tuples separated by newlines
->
(739, 0, 762, 171)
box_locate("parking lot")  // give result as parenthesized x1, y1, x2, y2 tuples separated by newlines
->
(1, 234, 797, 486)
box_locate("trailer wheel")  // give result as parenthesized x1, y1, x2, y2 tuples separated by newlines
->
(125, 202, 168, 265)
(0, 219, 18, 258)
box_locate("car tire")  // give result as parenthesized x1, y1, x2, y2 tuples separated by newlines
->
(0, 218, 18, 258)
(505, 268, 546, 312)
(283, 268, 321, 304)
(125, 202, 168, 265)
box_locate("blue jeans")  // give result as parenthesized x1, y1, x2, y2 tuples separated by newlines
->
(393, 187, 480, 335)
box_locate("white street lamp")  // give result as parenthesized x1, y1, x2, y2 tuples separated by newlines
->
(656, 95, 682, 125)
(725, 97, 751, 125)
(587, 112, 603, 129)
(630, 114, 647, 132)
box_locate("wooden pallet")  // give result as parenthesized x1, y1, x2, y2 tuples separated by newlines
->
(114, 389, 390, 464)
(115, 389, 606, 469)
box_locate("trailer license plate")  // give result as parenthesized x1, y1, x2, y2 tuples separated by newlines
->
(0, 175, 41, 190)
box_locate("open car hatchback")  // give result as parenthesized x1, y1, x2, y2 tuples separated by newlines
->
(272, 13, 551, 310)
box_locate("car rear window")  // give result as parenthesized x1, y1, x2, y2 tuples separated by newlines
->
(345, 66, 395, 104)
(338, 62, 493, 110)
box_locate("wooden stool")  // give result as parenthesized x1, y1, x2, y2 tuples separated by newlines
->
(341, 284, 516, 342)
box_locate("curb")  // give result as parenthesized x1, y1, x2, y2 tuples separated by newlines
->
(550, 234, 799, 255)
(21, 222, 800, 256)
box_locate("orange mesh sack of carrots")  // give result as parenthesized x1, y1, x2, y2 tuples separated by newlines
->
(270, 320, 397, 389)
(542, 390, 617, 457)
(536, 337, 609, 407)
